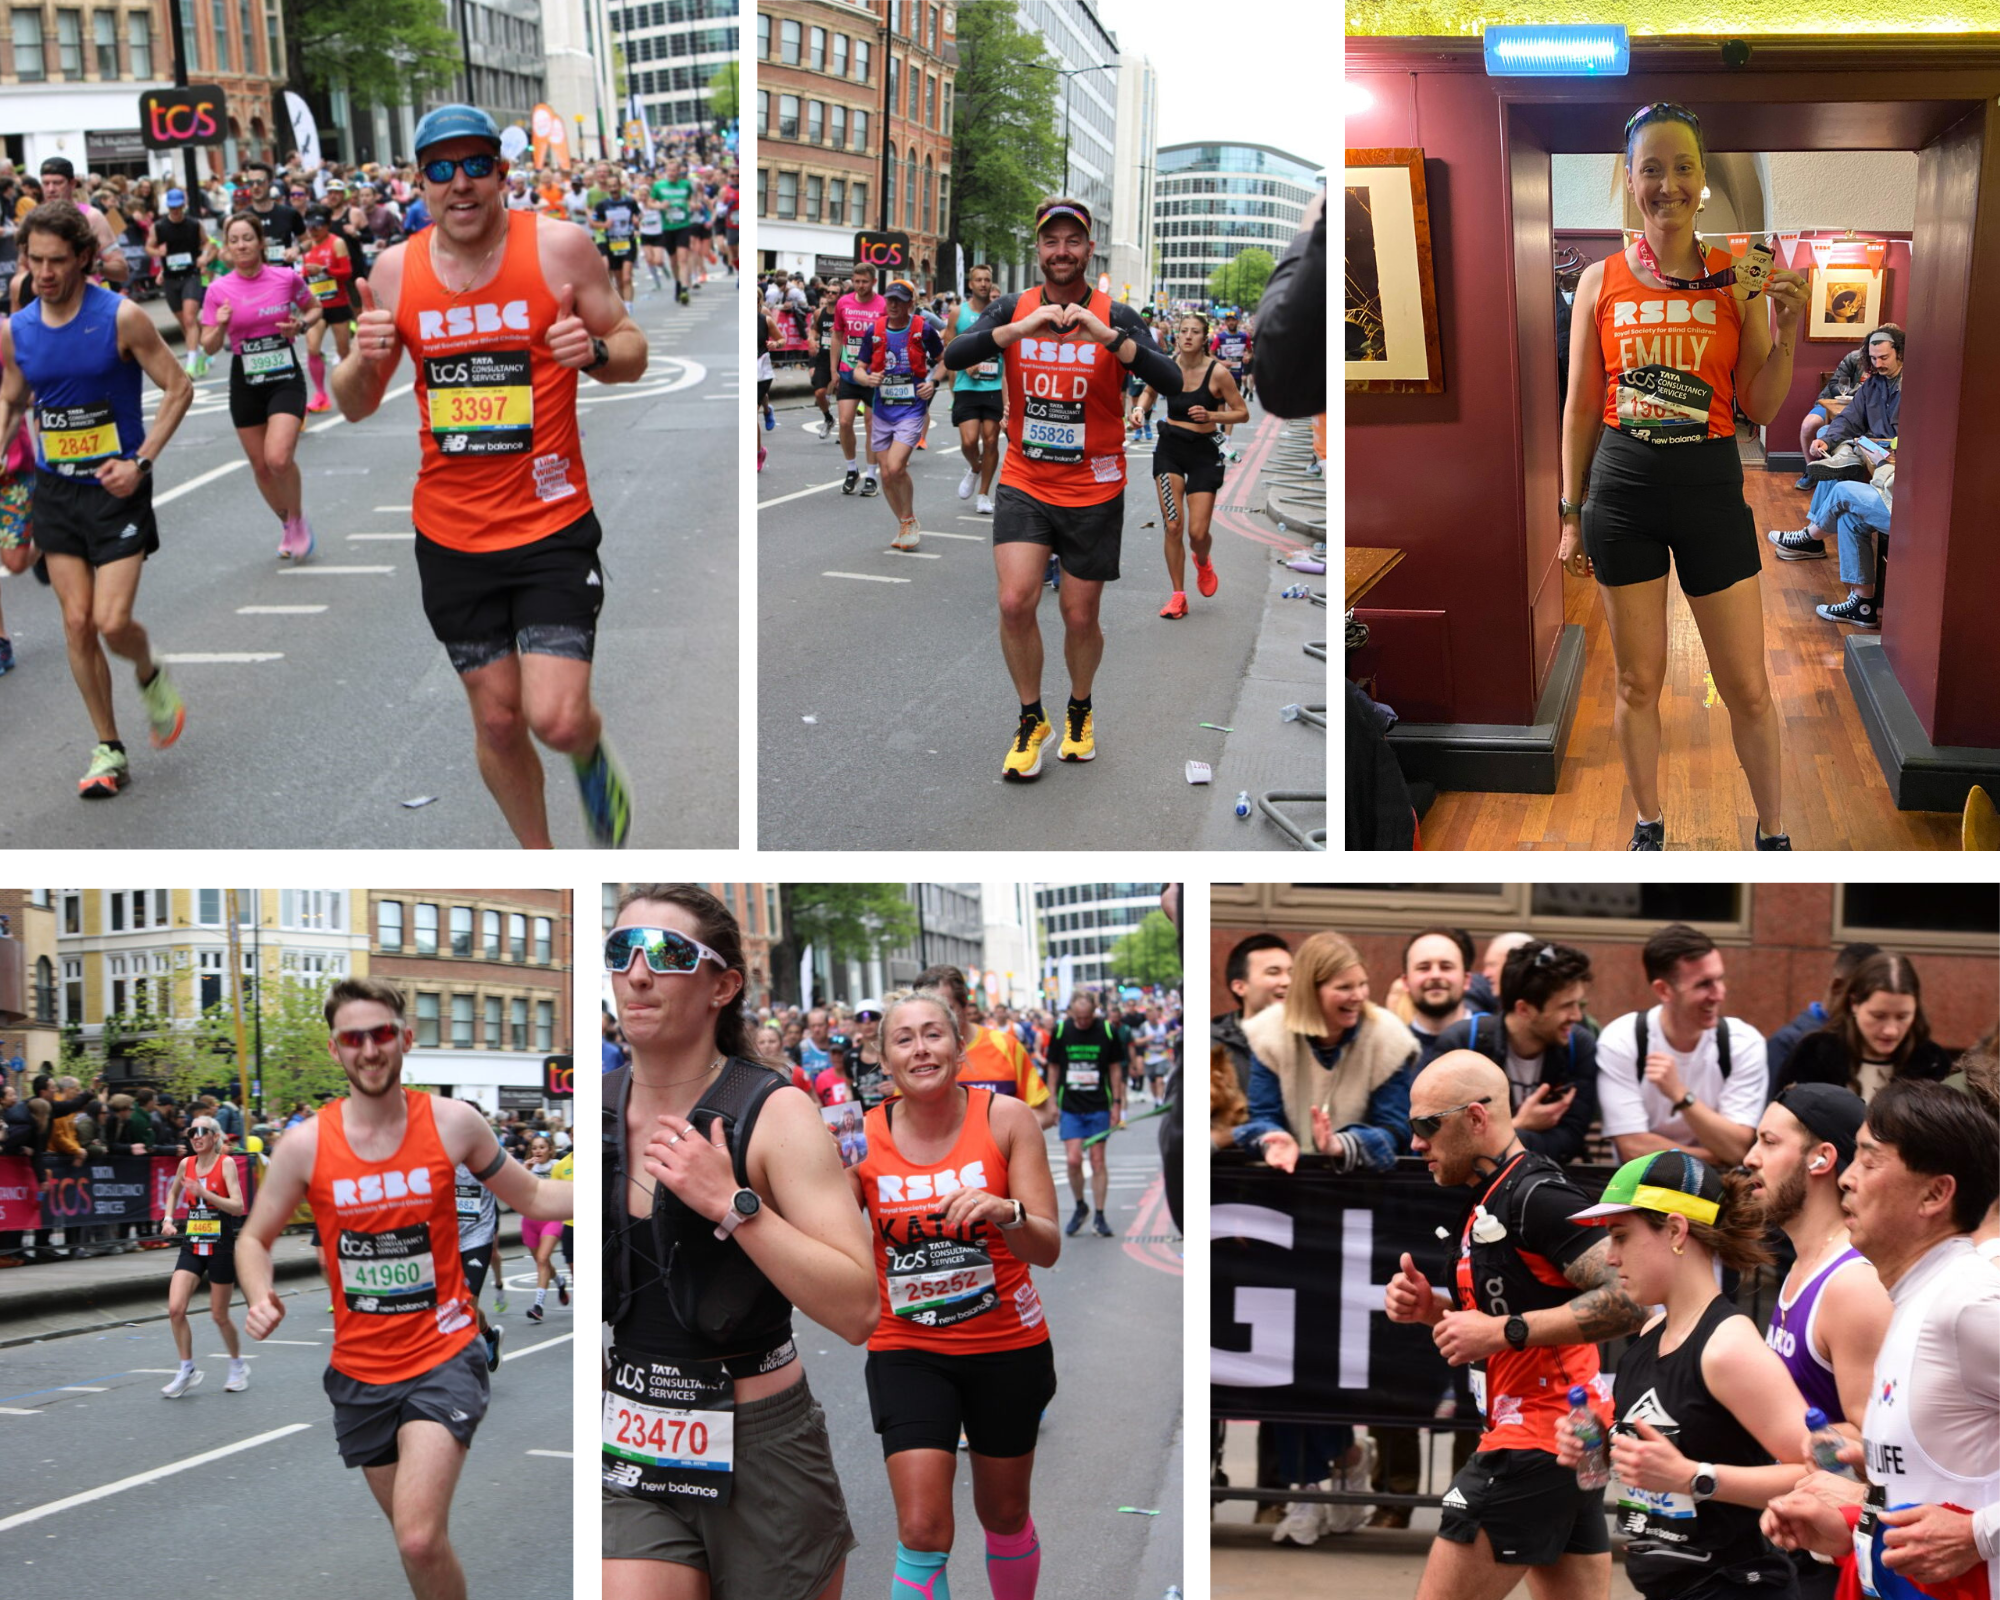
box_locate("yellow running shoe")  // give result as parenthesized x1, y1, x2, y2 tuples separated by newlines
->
(1058, 703, 1095, 763)
(1001, 712, 1052, 782)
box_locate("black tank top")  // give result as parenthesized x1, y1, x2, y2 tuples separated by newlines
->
(1163, 358, 1221, 431)
(1611, 1294, 1787, 1596)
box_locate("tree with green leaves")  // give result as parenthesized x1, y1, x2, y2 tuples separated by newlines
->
(1207, 247, 1277, 311)
(785, 885, 921, 964)
(708, 60, 739, 124)
(280, 0, 460, 154)
(945, 3, 1063, 266)
(123, 974, 374, 1120)
(1109, 911, 1182, 988)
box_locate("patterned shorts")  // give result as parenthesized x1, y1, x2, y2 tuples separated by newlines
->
(0, 476, 30, 552)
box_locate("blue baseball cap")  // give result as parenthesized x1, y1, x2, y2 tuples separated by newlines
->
(165, 188, 187, 208)
(412, 104, 502, 156)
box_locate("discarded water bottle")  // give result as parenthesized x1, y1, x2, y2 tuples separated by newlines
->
(1233, 791, 1252, 819)
(1805, 1407, 1856, 1477)
(1164, 1589, 1184, 1600)
(1280, 703, 1303, 723)
(1569, 1385, 1610, 1490)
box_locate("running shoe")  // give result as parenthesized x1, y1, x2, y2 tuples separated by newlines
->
(79, 741, 130, 799)
(957, 468, 975, 500)
(1755, 829, 1794, 851)
(842, 468, 860, 495)
(1159, 590, 1189, 620)
(1818, 593, 1879, 628)
(763, 403, 776, 431)
(976, 493, 994, 515)
(1058, 704, 1095, 763)
(1629, 818, 1665, 851)
(1768, 528, 1826, 560)
(140, 664, 185, 748)
(285, 513, 316, 563)
(890, 518, 921, 552)
(1194, 555, 1219, 597)
(493, 1291, 509, 1314)
(1792, 473, 1812, 491)
(485, 1325, 503, 1371)
(1064, 1200, 1089, 1237)
(1806, 446, 1870, 483)
(559, 1276, 571, 1306)
(859, 474, 880, 498)
(757, 442, 766, 473)
(0, 636, 13, 676)
(817, 416, 835, 439)
(1044, 554, 1061, 589)
(1092, 1211, 1114, 1238)
(677, 287, 690, 306)
(527, 1302, 545, 1322)
(575, 738, 633, 849)
(161, 1366, 204, 1399)
(306, 391, 331, 413)
(192, 350, 209, 379)
(1001, 712, 1052, 782)
(224, 1361, 249, 1392)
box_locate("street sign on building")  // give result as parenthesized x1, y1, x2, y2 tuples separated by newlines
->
(854, 231, 912, 274)
(544, 1054, 573, 1099)
(139, 86, 228, 149)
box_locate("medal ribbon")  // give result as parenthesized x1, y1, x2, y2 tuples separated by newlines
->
(1633, 234, 1738, 291)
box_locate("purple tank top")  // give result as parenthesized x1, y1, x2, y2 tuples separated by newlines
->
(1764, 1245, 1864, 1421)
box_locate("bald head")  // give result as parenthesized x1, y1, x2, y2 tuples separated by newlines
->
(1482, 931, 1534, 987)
(1409, 1051, 1516, 1183)
(1414, 1051, 1510, 1113)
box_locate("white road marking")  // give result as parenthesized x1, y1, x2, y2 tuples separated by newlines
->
(59, 1386, 107, 1392)
(0, 1406, 42, 1414)
(956, 516, 995, 524)
(918, 529, 982, 540)
(883, 549, 942, 560)
(823, 571, 910, 584)
(151, 458, 247, 507)
(237, 605, 326, 614)
(372, 505, 412, 513)
(158, 653, 285, 664)
(526, 1449, 574, 1458)
(760, 480, 847, 509)
(502, 1332, 574, 1362)
(250, 1339, 321, 1345)
(0, 1424, 312, 1532)
(347, 532, 415, 540)
(280, 565, 396, 575)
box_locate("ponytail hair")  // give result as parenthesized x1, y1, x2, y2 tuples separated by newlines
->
(1634, 1169, 1772, 1273)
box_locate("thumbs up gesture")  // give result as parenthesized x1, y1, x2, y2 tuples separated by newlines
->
(546, 281, 595, 369)
(1385, 1250, 1441, 1326)
(353, 278, 398, 366)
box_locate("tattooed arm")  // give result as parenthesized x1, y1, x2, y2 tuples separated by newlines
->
(1523, 1236, 1649, 1347)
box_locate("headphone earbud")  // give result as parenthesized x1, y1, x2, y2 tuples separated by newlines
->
(1809, 1156, 1828, 1172)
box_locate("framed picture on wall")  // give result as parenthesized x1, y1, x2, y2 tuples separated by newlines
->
(1807, 265, 1884, 341)
(1346, 148, 1444, 393)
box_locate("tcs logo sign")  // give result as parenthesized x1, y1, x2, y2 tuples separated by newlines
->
(876, 1162, 987, 1204)
(853, 230, 911, 270)
(140, 86, 226, 149)
(331, 1167, 434, 1209)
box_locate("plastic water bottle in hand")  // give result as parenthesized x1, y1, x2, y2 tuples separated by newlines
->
(1805, 1407, 1856, 1478)
(1569, 1385, 1609, 1490)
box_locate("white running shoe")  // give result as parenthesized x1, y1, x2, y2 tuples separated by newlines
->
(957, 469, 975, 499)
(162, 1366, 204, 1399)
(976, 493, 994, 515)
(1271, 1493, 1328, 1547)
(224, 1361, 250, 1392)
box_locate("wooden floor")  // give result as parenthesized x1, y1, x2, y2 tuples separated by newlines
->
(1420, 449, 1961, 851)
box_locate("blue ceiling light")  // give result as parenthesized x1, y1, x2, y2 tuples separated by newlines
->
(1483, 24, 1630, 76)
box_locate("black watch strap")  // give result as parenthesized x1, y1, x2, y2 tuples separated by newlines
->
(586, 335, 610, 371)
(1504, 1314, 1530, 1350)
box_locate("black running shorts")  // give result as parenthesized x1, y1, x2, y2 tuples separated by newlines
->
(30, 469, 160, 566)
(863, 1340, 1057, 1459)
(319, 302, 353, 326)
(811, 351, 833, 391)
(836, 376, 871, 406)
(412, 508, 606, 675)
(602, 1375, 856, 1591)
(228, 355, 308, 430)
(1581, 429, 1762, 597)
(172, 1242, 237, 1285)
(459, 1247, 490, 1299)
(661, 227, 692, 254)
(1437, 1447, 1612, 1566)
(323, 1340, 490, 1468)
(951, 388, 1004, 426)
(161, 272, 204, 306)
(1153, 423, 1226, 496)
(993, 483, 1122, 582)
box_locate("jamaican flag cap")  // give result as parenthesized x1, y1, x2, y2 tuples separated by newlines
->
(1569, 1149, 1723, 1226)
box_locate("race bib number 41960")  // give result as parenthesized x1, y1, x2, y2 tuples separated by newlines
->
(337, 1224, 438, 1314)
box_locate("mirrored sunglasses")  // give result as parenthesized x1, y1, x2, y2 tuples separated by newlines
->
(423, 153, 499, 184)
(605, 926, 727, 976)
(333, 1022, 402, 1049)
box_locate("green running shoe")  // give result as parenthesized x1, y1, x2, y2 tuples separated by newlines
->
(574, 738, 632, 848)
(139, 665, 185, 748)
(78, 742, 129, 799)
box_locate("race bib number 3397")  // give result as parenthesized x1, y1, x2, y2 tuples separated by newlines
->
(426, 350, 534, 454)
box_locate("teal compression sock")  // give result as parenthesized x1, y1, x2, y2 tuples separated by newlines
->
(893, 1543, 950, 1599)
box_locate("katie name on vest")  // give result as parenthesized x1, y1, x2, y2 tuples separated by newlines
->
(332, 1167, 435, 1209)
(417, 300, 532, 342)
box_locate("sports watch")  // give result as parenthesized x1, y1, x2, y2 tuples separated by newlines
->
(713, 1187, 761, 1240)
(1673, 1090, 1698, 1113)
(999, 1199, 1027, 1230)
(1690, 1463, 1720, 1503)
(1503, 1314, 1530, 1351)
(1559, 496, 1584, 517)
(585, 335, 611, 372)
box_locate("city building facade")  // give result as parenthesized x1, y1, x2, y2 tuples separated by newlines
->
(755, 0, 880, 279)
(1034, 881, 1163, 997)
(1105, 49, 1157, 307)
(0, 890, 62, 1089)
(1, 1, 209, 178)
(542, 0, 620, 160)
(1010, 0, 1116, 289)
(979, 882, 1041, 1012)
(877, 0, 954, 292)
(609, 0, 737, 139)
(365, 889, 571, 1114)
(1153, 139, 1320, 308)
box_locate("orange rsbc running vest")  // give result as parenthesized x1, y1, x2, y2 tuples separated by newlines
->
(999, 286, 1129, 507)
(858, 1087, 1049, 1354)
(310, 1089, 476, 1383)
(394, 209, 591, 552)
(1597, 245, 1743, 445)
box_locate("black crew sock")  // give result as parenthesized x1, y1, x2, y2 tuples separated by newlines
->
(139, 668, 159, 689)
(1020, 700, 1045, 725)
(104, 741, 126, 755)
(1068, 694, 1092, 714)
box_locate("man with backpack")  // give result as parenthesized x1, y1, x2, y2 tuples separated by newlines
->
(1595, 923, 1767, 1167)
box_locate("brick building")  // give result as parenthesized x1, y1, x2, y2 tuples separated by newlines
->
(754, 0, 880, 280)
(1, 1, 169, 177)
(0, 890, 61, 1090)
(875, 0, 954, 292)
(602, 883, 779, 1011)
(365, 890, 573, 1115)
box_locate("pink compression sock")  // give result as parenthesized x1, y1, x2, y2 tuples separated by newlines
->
(984, 1520, 1040, 1600)
(308, 352, 326, 393)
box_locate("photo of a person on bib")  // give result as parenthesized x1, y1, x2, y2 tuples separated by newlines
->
(1559, 102, 1811, 852)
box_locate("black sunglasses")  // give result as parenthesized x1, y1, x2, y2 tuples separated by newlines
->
(1410, 1096, 1492, 1140)
(423, 153, 499, 184)
(605, 926, 727, 976)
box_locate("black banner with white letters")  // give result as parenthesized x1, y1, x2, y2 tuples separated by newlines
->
(1209, 1155, 1611, 1425)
